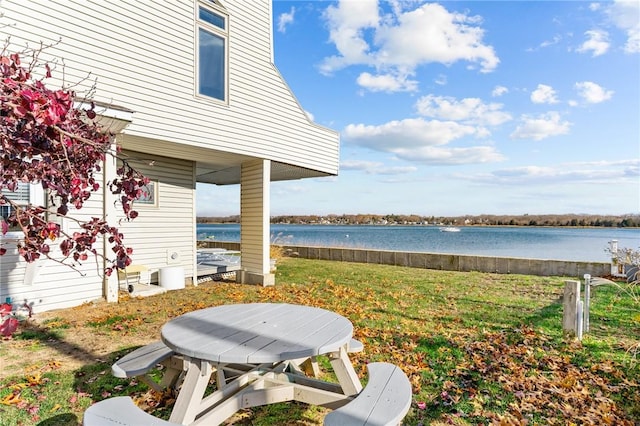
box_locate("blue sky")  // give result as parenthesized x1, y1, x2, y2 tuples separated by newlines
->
(197, 0, 640, 217)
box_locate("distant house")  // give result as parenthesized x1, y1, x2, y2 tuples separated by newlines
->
(0, 0, 339, 313)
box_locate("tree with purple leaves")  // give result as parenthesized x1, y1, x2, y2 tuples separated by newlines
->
(0, 50, 147, 277)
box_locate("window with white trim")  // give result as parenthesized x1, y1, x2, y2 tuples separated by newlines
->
(1, 183, 45, 233)
(197, 0, 228, 102)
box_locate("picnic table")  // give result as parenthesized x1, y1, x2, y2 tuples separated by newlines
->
(161, 303, 361, 424)
(85, 303, 412, 426)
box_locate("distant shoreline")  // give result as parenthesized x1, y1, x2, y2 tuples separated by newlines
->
(197, 222, 639, 229)
(197, 214, 640, 229)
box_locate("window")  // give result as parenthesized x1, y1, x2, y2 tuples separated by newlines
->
(136, 180, 158, 207)
(1, 183, 45, 233)
(197, 1, 228, 102)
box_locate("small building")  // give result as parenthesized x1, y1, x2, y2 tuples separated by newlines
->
(0, 0, 339, 312)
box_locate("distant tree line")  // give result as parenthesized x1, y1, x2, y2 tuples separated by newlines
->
(197, 215, 240, 224)
(197, 213, 640, 228)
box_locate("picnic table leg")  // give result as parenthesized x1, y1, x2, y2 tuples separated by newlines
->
(329, 346, 362, 396)
(158, 356, 186, 390)
(286, 357, 321, 378)
(169, 358, 213, 424)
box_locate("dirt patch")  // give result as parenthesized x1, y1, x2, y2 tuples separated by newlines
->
(0, 285, 206, 380)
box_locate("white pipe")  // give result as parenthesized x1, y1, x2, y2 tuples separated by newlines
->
(583, 274, 591, 333)
(576, 300, 584, 341)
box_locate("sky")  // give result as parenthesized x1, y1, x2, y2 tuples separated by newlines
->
(197, 0, 640, 218)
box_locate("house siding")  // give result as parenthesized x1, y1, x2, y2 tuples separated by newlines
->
(0, 183, 106, 313)
(0, 0, 338, 310)
(0, 0, 339, 175)
(117, 151, 196, 284)
(0, 151, 195, 314)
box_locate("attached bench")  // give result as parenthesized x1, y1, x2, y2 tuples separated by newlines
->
(83, 396, 179, 426)
(112, 340, 254, 391)
(324, 362, 412, 426)
(347, 338, 364, 353)
(111, 341, 184, 392)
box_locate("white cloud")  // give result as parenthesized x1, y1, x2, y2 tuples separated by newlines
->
(373, 3, 499, 72)
(356, 71, 418, 92)
(320, 1, 499, 92)
(392, 145, 504, 164)
(320, 0, 380, 73)
(435, 74, 447, 86)
(531, 84, 559, 104)
(577, 29, 610, 56)
(415, 94, 512, 126)
(625, 29, 640, 53)
(540, 34, 562, 49)
(492, 85, 508, 97)
(606, 0, 640, 54)
(343, 118, 504, 164)
(510, 112, 572, 141)
(272, 183, 310, 197)
(574, 81, 614, 104)
(460, 159, 640, 185)
(340, 160, 381, 170)
(344, 118, 479, 149)
(525, 34, 562, 53)
(277, 7, 295, 33)
(340, 160, 417, 175)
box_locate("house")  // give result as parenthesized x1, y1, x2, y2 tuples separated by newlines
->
(0, 0, 339, 313)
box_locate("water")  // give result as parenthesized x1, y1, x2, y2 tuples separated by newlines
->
(197, 224, 640, 262)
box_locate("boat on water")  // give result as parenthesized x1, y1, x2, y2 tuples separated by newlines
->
(440, 226, 461, 232)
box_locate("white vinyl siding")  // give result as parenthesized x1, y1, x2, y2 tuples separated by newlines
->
(117, 152, 196, 283)
(0, 179, 105, 313)
(0, 153, 195, 313)
(0, 0, 339, 175)
(0, 0, 338, 309)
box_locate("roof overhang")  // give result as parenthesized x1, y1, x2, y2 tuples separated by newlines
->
(196, 160, 332, 185)
(74, 100, 135, 134)
(117, 134, 334, 186)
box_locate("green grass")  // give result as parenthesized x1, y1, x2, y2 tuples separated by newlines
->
(1, 258, 638, 425)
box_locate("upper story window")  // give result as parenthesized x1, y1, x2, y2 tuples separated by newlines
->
(197, 1, 228, 102)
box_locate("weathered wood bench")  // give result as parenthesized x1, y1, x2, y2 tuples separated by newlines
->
(83, 396, 179, 426)
(323, 362, 412, 426)
(111, 341, 184, 392)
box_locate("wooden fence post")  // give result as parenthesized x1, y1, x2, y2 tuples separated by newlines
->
(562, 280, 581, 336)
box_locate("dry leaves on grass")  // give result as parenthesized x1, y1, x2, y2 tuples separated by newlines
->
(437, 327, 639, 425)
(251, 281, 639, 424)
(0, 360, 88, 424)
(3, 278, 638, 425)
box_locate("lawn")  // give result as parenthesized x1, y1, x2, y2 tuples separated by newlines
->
(1, 257, 638, 425)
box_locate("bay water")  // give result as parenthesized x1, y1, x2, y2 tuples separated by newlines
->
(197, 224, 640, 263)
